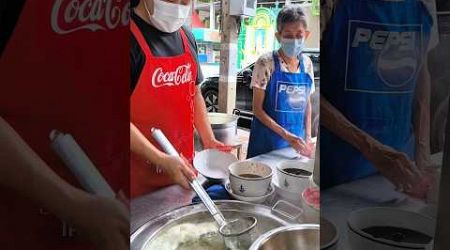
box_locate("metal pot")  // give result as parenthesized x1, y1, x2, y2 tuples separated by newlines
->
(249, 224, 320, 250)
(131, 201, 295, 250)
(208, 112, 239, 145)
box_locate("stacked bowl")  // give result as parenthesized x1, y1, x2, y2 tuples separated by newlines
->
(226, 161, 275, 203)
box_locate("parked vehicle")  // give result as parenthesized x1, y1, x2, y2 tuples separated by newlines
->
(200, 49, 320, 129)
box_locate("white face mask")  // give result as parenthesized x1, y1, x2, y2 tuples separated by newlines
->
(144, 0, 191, 33)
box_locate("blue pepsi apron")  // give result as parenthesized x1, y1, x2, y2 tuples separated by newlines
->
(247, 52, 313, 158)
(320, 0, 432, 188)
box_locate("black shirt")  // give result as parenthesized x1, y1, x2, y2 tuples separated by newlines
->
(0, 0, 26, 57)
(130, 11, 204, 93)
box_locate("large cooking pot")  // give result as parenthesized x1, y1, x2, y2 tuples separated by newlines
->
(208, 112, 239, 145)
(250, 224, 320, 250)
(131, 201, 296, 250)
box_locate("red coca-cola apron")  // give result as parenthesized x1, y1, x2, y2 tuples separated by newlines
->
(130, 20, 197, 198)
(0, 0, 129, 249)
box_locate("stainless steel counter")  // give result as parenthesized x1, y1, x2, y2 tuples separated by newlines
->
(130, 147, 314, 233)
(131, 183, 194, 233)
(321, 152, 443, 249)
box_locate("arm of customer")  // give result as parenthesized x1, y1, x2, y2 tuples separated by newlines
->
(321, 95, 420, 190)
(193, 87, 232, 151)
(0, 116, 129, 250)
(130, 122, 195, 190)
(406, 59, 437, 200)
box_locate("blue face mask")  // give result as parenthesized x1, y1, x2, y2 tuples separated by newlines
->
(280, 38, 305, 58)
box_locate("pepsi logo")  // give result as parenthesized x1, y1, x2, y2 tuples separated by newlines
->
(278, 84, 306, 110)
(352, 28, 416, 51)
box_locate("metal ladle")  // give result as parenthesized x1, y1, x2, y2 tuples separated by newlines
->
(151, 128, 258, 247)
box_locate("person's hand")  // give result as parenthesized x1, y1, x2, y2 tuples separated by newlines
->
(301, 141, 315, 158)
(405, 165, 438, 201)
(158, 154, 196, 190)
(305, 137, 316, 158)
(69, 194, 129, 250)
(284, 131, 312, 157)
(367, 144, 421, 192)
(203, 138, 233, 152)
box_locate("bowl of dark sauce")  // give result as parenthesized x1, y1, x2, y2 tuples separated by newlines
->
(276, 159, 314, 193)
(348, 207, 435, 249)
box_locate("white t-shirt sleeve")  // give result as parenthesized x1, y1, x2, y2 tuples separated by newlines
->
(250, 52, 274, 90)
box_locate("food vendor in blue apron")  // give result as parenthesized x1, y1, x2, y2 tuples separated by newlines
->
(320, 0, 438, 196)
(247, 5, 316, 159)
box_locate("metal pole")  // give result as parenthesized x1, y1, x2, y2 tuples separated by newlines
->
(210, 0, 215, 29)
(218, 0, 238, 114)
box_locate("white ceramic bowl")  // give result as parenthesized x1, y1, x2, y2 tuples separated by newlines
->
(193, 149, 238, 181)
(348, 207, 435, 250)
(228, 161, 272, 197)
(277, 159, 314, 193)
(225, 180, 274, 203)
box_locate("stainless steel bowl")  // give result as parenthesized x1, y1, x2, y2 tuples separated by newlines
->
(249, 224, 320, 250)
(131, 201, 294, 250)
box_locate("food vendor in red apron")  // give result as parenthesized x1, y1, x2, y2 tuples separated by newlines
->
(130, 0, 229, 198)
(0, 0, 129, 249)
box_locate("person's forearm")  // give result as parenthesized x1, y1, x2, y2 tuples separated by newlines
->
(321, 95, 381, 157)
(130, 122, 166, 165)
(193, 88, 216, 145)
(0, 117, 89, 222)
(305, 98, 312, 140)
(413, 64, 431, 167)
(252, 89, 289, 139)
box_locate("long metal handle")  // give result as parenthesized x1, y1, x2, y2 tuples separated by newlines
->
(191, 179, 226, 226)
(151, 128, 226, 227)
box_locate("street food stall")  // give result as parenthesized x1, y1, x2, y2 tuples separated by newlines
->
(130, 147, 319, 249)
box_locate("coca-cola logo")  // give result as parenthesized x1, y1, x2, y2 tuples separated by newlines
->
(152, 64, 193, 88)
(51, 0, 130, 34)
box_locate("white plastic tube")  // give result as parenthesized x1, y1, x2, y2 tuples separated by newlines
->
(50, 130, 115, 198)
(151, 128, 179, 156)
